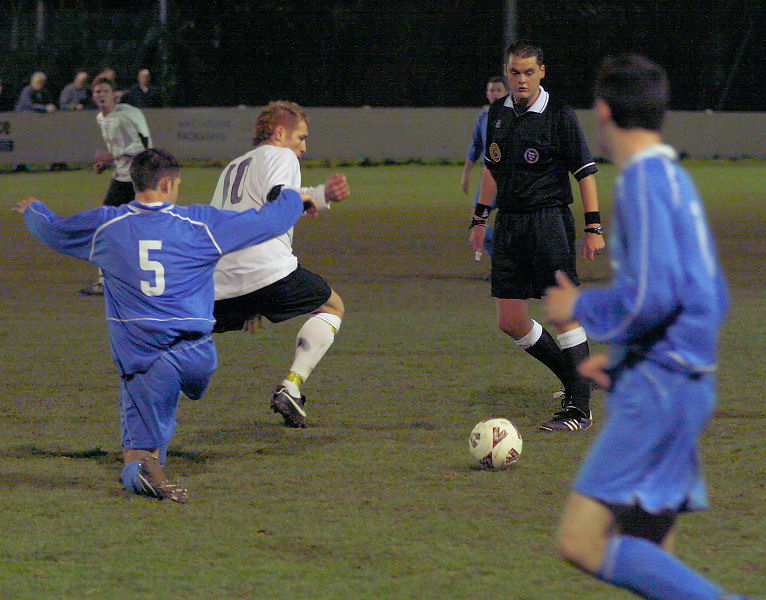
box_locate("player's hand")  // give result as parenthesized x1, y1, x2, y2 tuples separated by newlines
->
(301, 192, 319, 218)
(93, 161, 107, 174)
(324, 173, 349, 202)
(582, 229, 605, 260)
(94, 149, 114, 164)
(469, 224, 486, 254)
(543, 271, 580, 327)
(461, 172, 470, 194)
(13, 197, 37, 214)
(578, 353, 611, 390)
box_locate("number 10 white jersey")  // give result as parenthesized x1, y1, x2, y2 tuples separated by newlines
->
(211, 145, 301, 300)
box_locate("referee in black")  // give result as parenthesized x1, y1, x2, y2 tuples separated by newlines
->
(470, 40, 605, 432)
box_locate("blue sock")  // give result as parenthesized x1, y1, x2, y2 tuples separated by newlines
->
(121, 461, 142, 494)
(158, 445, 167, 466)
(598, 535, 724, 600)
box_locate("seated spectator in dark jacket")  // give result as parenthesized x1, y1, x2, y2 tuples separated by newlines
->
(16, 72, 57, 113)
(121, 68, 162, 108)
(59, 70, 91, 110)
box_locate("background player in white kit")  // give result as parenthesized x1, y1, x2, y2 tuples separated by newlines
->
(211, 101, 350, 428)
(81, 75, 153, 295)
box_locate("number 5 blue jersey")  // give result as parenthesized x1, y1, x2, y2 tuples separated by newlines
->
(23, 193, 303, 375)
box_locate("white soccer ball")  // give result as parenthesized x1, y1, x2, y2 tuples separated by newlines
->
(468, 418, 523, 470)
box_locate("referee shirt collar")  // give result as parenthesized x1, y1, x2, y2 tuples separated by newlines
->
(505, 86, 549, 114)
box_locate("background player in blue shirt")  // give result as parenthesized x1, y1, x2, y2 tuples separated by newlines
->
(461, 76, 508, 258)
(16, 148, 310, 503)
(543, 55, 752, 600)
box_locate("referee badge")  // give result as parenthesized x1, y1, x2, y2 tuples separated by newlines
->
(523, 148, 540, 163)
(489, 142, 501, 162)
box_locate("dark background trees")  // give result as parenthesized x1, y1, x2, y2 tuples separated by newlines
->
(1, 0, 763, 110)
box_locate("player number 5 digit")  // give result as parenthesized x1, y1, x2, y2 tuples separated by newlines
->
(139, 240, 165, 296)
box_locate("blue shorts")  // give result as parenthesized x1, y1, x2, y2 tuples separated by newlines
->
(120, 335, 217, 450)
(574, 360, 715, 514)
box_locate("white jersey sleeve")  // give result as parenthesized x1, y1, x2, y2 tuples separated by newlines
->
(212, 145, 302, 299)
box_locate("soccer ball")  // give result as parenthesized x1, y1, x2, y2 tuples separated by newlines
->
(468, 418, 523, 470)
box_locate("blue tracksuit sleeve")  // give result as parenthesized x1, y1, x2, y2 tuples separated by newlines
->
(466, 112, 485, 162)
(574, 153, 727, 374)
(573, 162, 679, 345)
(195, 187, 304, 256)
(23, 201, 109, 261)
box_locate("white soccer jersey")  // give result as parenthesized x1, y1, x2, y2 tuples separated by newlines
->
(96, 104, 152, 182)
(211, 144, 302, 299)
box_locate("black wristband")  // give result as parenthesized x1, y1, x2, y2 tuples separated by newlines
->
(474, 203, 492, 220)
(584, 211, 601, 225)
(469, 218, 487, 229)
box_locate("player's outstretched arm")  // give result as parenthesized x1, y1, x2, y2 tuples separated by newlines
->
(207, 188, 307, 255)
(17, 198, 106, 261)
(300, 173, 349, 216)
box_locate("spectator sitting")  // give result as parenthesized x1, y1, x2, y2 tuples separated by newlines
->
(121, 68, 162, 108)
(16, 71, 57, 113)
(59, 70, 91, 110)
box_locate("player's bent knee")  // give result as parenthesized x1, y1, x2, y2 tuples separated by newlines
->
(319, 290, 344, 319)
(555, 527, 602, 573)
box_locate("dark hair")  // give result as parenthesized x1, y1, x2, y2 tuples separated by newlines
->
(505, 40, 544, 65)
(487, 76, 507, 87)
(91, 76, 115, 90)
(594, 54, 669, 131)
(130, 148, 180, 192)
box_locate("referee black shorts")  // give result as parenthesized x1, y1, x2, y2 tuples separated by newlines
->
(213, 264, 332, 333)
(490, 205, 580, 300)
(103, 179, 136, 206)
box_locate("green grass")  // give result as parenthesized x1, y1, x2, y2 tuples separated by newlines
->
(0, 162, 764, 599)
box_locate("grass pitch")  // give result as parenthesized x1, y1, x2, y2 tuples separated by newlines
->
(0, 162, 764, 599)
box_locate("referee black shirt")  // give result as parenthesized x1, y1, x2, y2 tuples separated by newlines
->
(484, 86, 597, 213)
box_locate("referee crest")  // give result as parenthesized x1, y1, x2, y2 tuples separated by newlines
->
(489, 142, 501, 162)
(523, 148, 539, 163)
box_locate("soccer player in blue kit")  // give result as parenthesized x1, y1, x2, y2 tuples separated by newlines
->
(461, 76, 508, 258)
(16, 148, 312, 503)
(544, 55, 754, 600)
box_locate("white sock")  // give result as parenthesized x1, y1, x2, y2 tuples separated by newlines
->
(556, 326, 587, 349)
(282, 313, 341, 395)
(514, 320, 543, 350)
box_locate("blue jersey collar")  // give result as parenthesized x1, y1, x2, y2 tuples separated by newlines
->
(623, 143, 677, 171)
(128, 200, 172, 213)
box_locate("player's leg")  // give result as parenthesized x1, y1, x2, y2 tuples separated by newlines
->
(560, 366, 748, 599)
(119, 348, 199, 502)
(550, 321, 592, 419)
(282, 290, 344, 399)
(534, 207, 592, 430)
(217, 265, 341, 427)
(492, 211, 573, 405)
(557, 493, 732, 600)
(496, 298, 574, 412)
